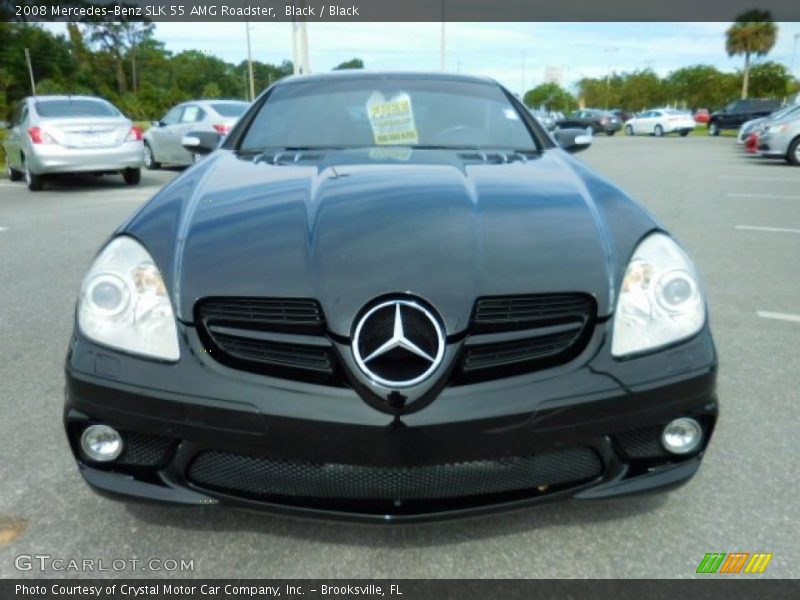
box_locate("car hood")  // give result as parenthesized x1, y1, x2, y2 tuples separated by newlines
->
(122, 148, 660, 337)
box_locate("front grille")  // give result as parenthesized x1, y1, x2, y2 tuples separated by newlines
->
(198, 297, 324, 333)
(462, 328, 583, 372)
(472, 293, 595, 330)
(212, 333, 333, 373)
(196, 297, 339, 384)
(457, 293, 596, 382)
(186, 447, 602, 505)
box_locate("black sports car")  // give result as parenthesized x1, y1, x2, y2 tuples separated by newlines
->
(65, 72, 717, 521)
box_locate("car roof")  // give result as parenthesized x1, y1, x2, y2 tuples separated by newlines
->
(274, 70, 498, 87)
(26, 95, 110, 103)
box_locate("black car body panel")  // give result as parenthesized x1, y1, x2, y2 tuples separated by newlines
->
(65, 72, 718, 520)
(708, 98, 782, 131)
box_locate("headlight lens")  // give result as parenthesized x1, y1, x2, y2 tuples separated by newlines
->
(767, 124, 786, 134)
(611, 233, 705, 357)
(78, 236, 179, 360)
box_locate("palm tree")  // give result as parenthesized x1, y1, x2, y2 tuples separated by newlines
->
(726, 10, 778, 99)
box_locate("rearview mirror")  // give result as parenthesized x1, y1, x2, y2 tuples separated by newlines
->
(554, 128, 592, 154)
(181, 131, 221, 156)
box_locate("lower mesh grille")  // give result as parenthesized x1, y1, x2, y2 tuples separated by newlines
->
(614, 426, 669, 460)
(117, 432, 174, 467)
(187, 447, 602, 501)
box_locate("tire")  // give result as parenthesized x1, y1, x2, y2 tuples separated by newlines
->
(624, 125, 634, 136)
(6, 161, 23, 182)
(654, 125, 664, 137)
(606, 130, 616, 137)
(788, 137, 800, 166)
(122, 168, 141, 185)
(143, 142, 160, 170)
(708, 122, 719, 136)
(23, 159, 44, 191)
(680, 130, 690, 137)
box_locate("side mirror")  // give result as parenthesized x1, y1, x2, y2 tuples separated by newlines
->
(554, 128, 592, 154)
(181, 131, 221, 156)
(151, 120, 164, 128)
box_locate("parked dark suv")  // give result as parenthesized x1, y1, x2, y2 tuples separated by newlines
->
(707, 98, 782, 136)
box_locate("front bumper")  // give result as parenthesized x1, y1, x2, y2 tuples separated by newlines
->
(64, 322, 718, 522)
(27, 142, 144, 175)
(757, 133, 788, 158)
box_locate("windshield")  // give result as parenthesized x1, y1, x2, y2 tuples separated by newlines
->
(212, 102, 248, 117)
(239, 77, 538, 151)
(35, 99, 119, 119)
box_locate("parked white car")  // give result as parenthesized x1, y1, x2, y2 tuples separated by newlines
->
(143, 99, 249, 169)
(624, 109, 696, 137)
(3, 95, 143, 191)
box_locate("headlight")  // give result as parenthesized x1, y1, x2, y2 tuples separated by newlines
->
(611, 233, 705, 357)
(767, 124, 787, 134)
(78, 236, 179, 361)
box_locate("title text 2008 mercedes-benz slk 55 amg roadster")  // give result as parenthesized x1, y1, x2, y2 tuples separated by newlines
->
(64, 72, 717, 521)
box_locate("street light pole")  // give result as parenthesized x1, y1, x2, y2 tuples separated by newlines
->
(604, 47, 618, 110)
(790, 33, 800, 77)
(245, 21, 255, 101)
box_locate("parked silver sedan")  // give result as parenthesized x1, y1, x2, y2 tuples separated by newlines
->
(143, 100, 249, 169)
(3, 95, 144, 191)
(757, 114, 800, 166)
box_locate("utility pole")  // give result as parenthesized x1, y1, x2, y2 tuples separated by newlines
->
(791, 33, 800, 77)
(604, 47, 618, 110)
(24, 48, 36, 95)
(440, 0, 446, 71)
(521, 51, 526, 97)
(245, 21, 255, 101)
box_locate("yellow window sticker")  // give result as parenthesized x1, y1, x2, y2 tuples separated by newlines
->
(366, 92, 419, 145)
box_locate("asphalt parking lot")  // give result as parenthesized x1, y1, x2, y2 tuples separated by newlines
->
(1, 136, 798, 579)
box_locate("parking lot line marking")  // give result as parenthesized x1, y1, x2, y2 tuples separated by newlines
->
(727, 193, 800, 200)
(757, 311, 800, 324)
(0, 227, 8, 232)
(735, 225, 800, 234)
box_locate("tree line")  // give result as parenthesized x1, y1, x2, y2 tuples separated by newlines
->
(524, 62, 799, 114)
(0, 22, 300, 121)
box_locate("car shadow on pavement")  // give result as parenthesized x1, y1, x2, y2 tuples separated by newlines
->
(16, 169, 184, 192)
(125, 493, 668, 548)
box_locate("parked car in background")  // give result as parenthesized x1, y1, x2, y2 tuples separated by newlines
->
(737, 103, 800, 143)
(143, 99, 249, 169)
(758, 113, 800, 166)
(693, 109, 710, 124)
(529, 109, 557, 131)
(3, 95, 143, 191)
(610, 108, 634, 123)
(707, 98, 781, 136)
(557, 109, 622, 136)
(624, 109, 696, 137)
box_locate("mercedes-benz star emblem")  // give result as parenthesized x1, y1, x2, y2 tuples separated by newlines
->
(352, 299, 445, 388)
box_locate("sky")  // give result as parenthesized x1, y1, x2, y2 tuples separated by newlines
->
(43, 21, 800, 94)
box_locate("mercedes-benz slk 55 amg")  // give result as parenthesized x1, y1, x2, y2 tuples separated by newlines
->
(64, 72, 717, 521)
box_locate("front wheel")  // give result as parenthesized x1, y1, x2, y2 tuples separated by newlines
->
(654, 125, 664, 137)
(624, 125, 634, 136)
(708, 122, 719, 136)
(122, 168, 141, 185)
(680, 130, 690, 137)
(606, 130, 616, 137)
(787, 137, 800, 166)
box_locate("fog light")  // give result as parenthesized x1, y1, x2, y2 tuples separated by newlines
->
(80, 425, 123, 462)
(661, 418, 702, 455)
